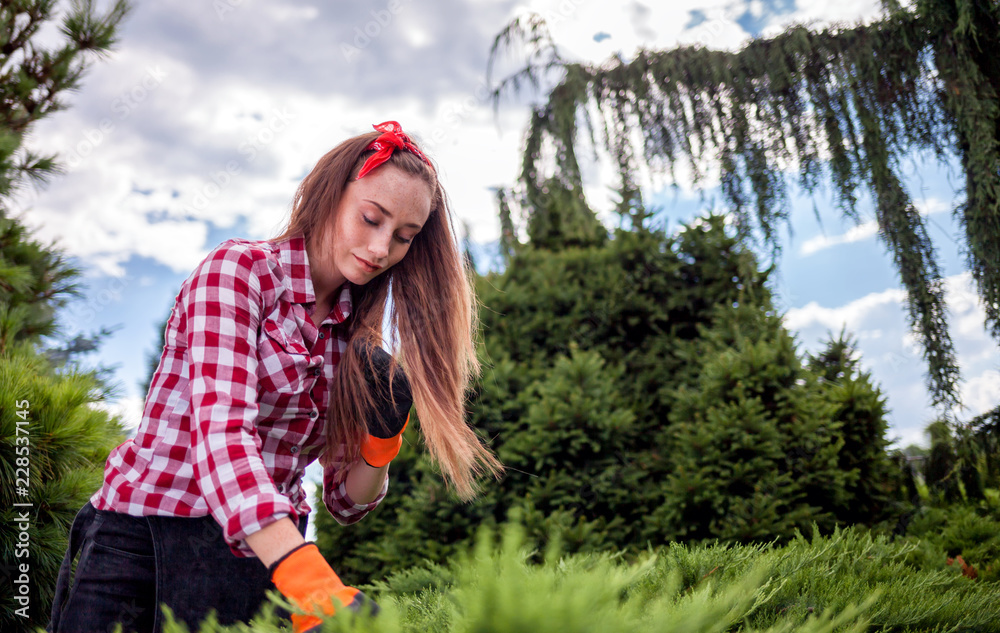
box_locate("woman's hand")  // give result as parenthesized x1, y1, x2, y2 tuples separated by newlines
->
(357, 344, 412, 467)
(269, 542, 378, 632)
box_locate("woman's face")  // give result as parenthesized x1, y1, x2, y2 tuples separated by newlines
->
(321, 164, 433, 287)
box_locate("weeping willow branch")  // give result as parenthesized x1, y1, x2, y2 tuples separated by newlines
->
(489, 0, 1000, 412)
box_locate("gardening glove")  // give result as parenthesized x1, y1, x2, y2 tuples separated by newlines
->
(357, 343, 412, 468)
(270, 542, 378, 632)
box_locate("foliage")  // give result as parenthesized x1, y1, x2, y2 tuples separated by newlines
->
(917, 409, 1000, 505)
(150, 522, 1000, 633)
(488, 0, 1000, 411)
(924, 419, 966, 503)
(1, 340, 127, 630)
(314, 216, 905, 585)
(646, 525, 1000, 631)
(0, 0, 130, 201)
(138, 307, 172, 401)
(806, 332, 904, 525)
(655, 304, 849, 543)
(0, 1, 132, 629)
(903, 501, 1000, 582)
(0, 216, 82, 351)
(966, 404, 1000, 491)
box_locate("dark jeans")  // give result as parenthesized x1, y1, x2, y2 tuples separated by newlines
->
(47, 502, 309, 633)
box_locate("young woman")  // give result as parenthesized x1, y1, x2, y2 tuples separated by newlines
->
(46, 121, 502, 633)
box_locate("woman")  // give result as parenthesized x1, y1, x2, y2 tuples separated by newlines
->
(47, 121, 503, 633)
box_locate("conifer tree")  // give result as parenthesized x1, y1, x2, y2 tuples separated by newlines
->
(924, 419, 964, 503)
(488, 0, 1000, 413)
(808, 333, 903, 525)
(138, 307, 171, 401)
(969, 405, 1000, 490)
(315, 216, 904, 582)
(654, 302, 848, 543)
(0, 1, 131, 628)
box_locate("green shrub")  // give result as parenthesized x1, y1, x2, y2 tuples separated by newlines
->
(651, 526, 1000, 632)
(145, 522, 1000, 633)
(808, 333, 905, 525)
(1, 341, 126, 629)
(654, 304, 847, 544)
(903, 502, 1000, 581)
(317, 217, 907, 582)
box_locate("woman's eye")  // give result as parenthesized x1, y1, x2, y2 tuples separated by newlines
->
(362, 215, 378, 226)
(396, 235, 413, 245)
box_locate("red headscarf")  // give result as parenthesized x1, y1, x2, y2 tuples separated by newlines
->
(356, 121, 433, 179)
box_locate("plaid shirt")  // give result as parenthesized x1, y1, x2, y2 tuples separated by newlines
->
(90, 236, 387, 558)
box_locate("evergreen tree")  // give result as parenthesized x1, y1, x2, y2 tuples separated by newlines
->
(0, 1, 131, 629)
(0, 217, 82, 351)
(924, 419, 964, 503)
(488, 0, 1000, 413)
(499, 347, 638, 553)
(921, 415, 990, 504)
(0, 339, 126, 630)
(315, 216, 904, 582)
(807, 332, 903, 525)
(138, 307, 172, 402)
(654, 304, 847, 543)
(969, 405, 1000, 490)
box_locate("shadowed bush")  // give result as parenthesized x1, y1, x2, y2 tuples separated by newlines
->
(140, 522, 999, 633)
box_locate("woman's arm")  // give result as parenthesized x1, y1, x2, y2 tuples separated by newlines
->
(183, 240, 306, 556)
(345, 460, 389, 504)
(245, 516, 305, 568)
(250, 459, 388, 568)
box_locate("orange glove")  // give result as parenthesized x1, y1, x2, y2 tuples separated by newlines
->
(357, 344, 412, 468)
(361, 413, 409, 467)
(270, 542, 377, 632)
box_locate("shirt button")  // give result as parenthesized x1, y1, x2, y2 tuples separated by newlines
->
(277, 484, 286, 493)
(290, 446, 299, 454)
(312, 368, 321, 376)
(318, 332, 325, 339)
(309, 410, 318, 419)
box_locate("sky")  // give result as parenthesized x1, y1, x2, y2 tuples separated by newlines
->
(11, 0, 1000, 538)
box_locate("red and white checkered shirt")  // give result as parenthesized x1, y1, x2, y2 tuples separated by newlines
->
(90, 235, 387, 558)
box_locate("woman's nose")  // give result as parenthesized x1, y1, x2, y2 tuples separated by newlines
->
(369, 232, 391, 260)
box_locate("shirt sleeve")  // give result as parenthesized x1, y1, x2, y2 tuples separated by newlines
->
(322, 460, 388, 525)
(183, 241, 298, 555)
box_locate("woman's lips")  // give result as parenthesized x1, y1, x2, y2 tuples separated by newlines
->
(355, 255, 381, 272)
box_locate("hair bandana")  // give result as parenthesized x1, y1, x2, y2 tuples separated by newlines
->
(356, 121, 433, 179)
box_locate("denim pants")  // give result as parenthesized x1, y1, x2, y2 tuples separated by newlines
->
(47, 502, 309, 633)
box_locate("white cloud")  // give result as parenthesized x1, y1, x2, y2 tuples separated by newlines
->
(914, 196, 950, 216)
(264, 4, 319, 22)
(784, 271, 1000, 442)
(797, 196, 951, 256)
(676, 9, 748, 50)
(783, 286, 906, 331)
(799, 220, 879, 256)
(962, 370, 1000, 419)
(14, 0, 898, 276)
(887, 425, 927, 450)
(14, 167, 212, 276)
(759, 0, 884, 38)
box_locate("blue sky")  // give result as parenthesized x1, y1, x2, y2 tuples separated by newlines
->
(12, 0, 999, 538)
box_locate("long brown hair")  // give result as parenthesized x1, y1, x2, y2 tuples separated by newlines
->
(272, 130, 502, 499)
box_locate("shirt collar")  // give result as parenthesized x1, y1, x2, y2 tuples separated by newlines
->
(274, 235, 353, 324)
